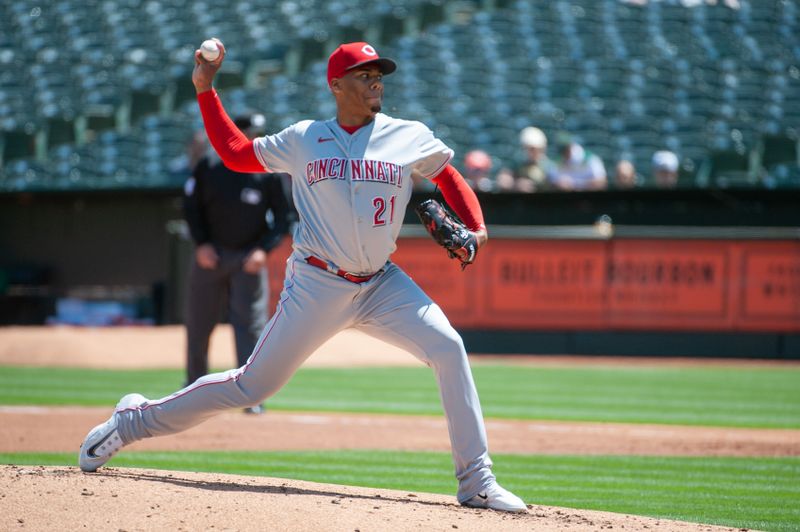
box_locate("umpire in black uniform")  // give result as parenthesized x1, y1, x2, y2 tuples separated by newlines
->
(183, 113, 292, 413)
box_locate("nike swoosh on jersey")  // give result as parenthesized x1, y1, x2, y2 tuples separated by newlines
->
(317, 137, 334, 143)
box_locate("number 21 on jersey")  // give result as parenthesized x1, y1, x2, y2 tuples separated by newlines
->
(373, 195, 396, 226)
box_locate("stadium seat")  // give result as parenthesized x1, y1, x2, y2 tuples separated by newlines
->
(756, 133, 800, 188)
(764, 162, 800, 188)
(2, 0, 800, 191)
(759, 133, 800, 169)
(700, 148, 756, 188)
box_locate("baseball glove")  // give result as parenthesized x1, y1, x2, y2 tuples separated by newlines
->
(415, 199, 478, 270)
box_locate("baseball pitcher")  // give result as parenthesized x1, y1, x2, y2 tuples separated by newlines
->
(79, 40, 527, 513)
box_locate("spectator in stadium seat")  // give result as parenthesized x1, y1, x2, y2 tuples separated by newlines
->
(546, 132, 608, 191)
(497, 126, 553, 192)
(612, 159, 640, 189)
(651, 150, 680, 189)
(463, 149, 513, 192)
(463, 150, 493, 192)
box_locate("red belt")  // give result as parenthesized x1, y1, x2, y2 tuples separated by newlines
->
(305, 256, 379, 284)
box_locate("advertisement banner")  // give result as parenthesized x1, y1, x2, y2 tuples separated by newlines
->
(605, 241, 731, 328)
(266, 238, 800, 332)
(738, 242, 800, 331)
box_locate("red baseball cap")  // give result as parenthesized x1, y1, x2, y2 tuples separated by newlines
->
(327, 42, 397, 85)
(465, 150, 492, 171)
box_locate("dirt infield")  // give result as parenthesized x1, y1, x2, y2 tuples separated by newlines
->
(1, 466, 744, 532)
(3, 325, 794, 530)
(2, 406, 799, 457)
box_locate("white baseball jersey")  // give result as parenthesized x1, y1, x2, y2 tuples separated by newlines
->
(253, 113, 453, 274)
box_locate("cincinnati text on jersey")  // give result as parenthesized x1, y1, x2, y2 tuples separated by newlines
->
(305, 157, 404, 188)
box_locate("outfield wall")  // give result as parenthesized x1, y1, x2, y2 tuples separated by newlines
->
(1, 189, 798, 357)
(259, 234, 800, 358)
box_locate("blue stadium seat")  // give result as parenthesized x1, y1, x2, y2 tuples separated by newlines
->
(2, 0, 799, 191)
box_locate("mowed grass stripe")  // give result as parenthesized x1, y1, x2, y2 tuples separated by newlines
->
(1, 365, 799, 427)
(3, 452, 798, 531)
(474, 365, 800, 424)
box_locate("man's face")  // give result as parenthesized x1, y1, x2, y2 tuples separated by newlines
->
(243, 128, 263, 141)
(615, 161, 636, 188)
(525, 146, 545, 163)
(465, 166, 490, 181)
(333, 65, 384, 117)
(654, 170, 678, 188)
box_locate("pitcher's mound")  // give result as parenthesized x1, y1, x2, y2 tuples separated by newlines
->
(2, 465, 743, 531)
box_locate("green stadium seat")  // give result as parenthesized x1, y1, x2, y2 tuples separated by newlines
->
(702, 148, 756, 188)
(759, 133, 799, 170)
(2, 0, 799, 192)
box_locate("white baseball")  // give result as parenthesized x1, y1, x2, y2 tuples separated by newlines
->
(200, 39, 220, 61)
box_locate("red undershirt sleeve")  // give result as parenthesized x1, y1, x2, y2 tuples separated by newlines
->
(431, 165, 486, 232)
(196, 89, 264, 173)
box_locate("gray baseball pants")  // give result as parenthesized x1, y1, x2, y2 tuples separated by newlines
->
(116, 253, 496, 502)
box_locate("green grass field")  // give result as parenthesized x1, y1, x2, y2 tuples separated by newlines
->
(3, 362, 800, 530)
(3, 451, 799, 531)
(1, 364, 799, 427)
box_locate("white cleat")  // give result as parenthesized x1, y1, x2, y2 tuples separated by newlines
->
(78, 393, 147, 472)
(462, 483, 528, 513)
